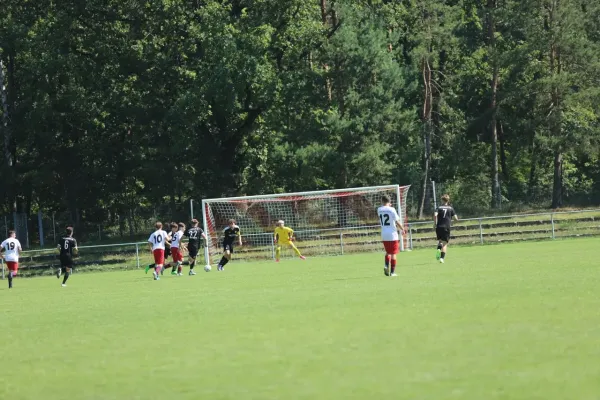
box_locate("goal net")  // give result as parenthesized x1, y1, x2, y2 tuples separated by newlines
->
(201, 185, 410, 264)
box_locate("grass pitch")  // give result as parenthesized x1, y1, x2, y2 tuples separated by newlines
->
(1, 239, 599, 400)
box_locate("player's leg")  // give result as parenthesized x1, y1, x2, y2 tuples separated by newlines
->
(188, 256, 196, 275)
(438, 240, 447, 263)
(435, 228, 443, 260)
(177, 249, 184, 275)
(383, 242, 391, 275)
(145, 263, 155, 274)
(7, 263, 17, 288)
(218, 246, 231, 271)
(188, 246, 198, 275)
(275, 245, 282, 262)
(289, 242, 305, 259)
(390, 241, 399, 276)
(152, 250, 164, 280)
(439, 229, 450, 263)
(56, 266, 62, 278)
(61, 260, 72, 286)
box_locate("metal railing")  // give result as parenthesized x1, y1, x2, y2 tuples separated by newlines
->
(3, 208, 600, 278)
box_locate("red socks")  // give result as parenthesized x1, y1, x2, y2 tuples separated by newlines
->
(391, 259, 397, 273)
(385, 255, 391, 267)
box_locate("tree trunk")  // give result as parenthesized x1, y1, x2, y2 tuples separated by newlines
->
(320, 0, 332, 103)
(551, 151, 563, 208)
(498, 120, 509, 183)
(0, 57, 16, 213)
(527, 133, 537, 201)
(0, 59, 11, 168)
(488, 0, 501, 209)
(548, 1, 563, 209)
(417, 58, 433, 219)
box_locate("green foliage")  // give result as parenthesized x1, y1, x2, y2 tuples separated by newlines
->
(1, 0, 599, 233)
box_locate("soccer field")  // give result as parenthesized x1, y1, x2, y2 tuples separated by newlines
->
(1, 239, 599, 400)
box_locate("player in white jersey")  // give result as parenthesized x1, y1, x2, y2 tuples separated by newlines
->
(148, 222, 169, 280)
(377, 195, 405, 277)
(165, 222, 186, 276)
(1, 230, 23, 289)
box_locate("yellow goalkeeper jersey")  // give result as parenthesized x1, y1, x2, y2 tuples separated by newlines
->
(274, 226, 294, 244)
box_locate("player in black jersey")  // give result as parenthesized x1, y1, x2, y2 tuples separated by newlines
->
(184, 219, 208, 275)
(217, 219, 242, 271)
(434, 194, 459, 263)
(57, 227, 78, 286)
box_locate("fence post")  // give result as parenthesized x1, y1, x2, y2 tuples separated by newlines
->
(135, 243, 140, 268)
(551, 213, 555, 239)
(340, 233, 344, 255)
(409, 225, 413, 250)
(271, 237, 275, 260)
(479, 219, 484, 244)
(1, 258, 4, 280)
(432, 180, 438, 210)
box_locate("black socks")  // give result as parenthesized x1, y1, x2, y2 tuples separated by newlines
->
(219, 257, 229, 267)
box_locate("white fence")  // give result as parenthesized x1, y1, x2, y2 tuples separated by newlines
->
(2, 209, 600, 279)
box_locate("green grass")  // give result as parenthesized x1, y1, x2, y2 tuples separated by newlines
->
(1, 239, 600, 400)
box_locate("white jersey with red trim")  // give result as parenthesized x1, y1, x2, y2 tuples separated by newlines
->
(148, 230, 169, 251)
(171, 230, 184, 249)
(377, 205, 401, 241)
(1, 238, 22, 262)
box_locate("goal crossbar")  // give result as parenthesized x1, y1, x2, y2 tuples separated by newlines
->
(203, 185, 402, 203)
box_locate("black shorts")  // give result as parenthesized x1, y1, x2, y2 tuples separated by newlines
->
(60, 255, 73, 268)
(223, 243, 234, 253)
(436, 227, 451, 242)
(165, 246, 172, 258)
(188, 245, 199, 259)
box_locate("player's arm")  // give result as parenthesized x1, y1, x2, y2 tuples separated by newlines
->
(393, 210, 405, 233)
(395, 219, 405, 233)
(73, 239, 79, 256)
(237, 231, 242, 246)
(288, 228, 294, 241)
(0, 242, 5, 259)
(433, 211, 438, 228)
(452, 208, 459, 221)
(201, 232, 208, 241)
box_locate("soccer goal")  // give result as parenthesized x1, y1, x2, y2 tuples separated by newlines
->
(201, 185, 410, 264)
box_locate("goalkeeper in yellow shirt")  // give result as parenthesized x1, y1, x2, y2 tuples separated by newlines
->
(274, 220, 306, 262)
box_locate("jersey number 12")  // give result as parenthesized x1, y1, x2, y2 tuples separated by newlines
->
(379, 214, 390, 226)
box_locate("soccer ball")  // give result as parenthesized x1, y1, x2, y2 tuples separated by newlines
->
(204, 265, 212, 272)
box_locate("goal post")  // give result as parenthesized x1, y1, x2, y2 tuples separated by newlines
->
(201, 185, 410, 264)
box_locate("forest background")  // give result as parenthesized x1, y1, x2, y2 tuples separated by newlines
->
(1, 0, 600, 242)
